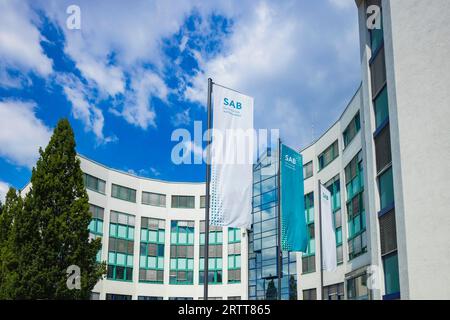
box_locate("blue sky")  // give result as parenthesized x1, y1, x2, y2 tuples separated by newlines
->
(0, 0, 361, 200)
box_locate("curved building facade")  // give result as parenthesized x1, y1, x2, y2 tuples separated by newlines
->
(80, 156, 248, 300)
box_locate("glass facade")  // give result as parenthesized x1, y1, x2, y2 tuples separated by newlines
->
(302, 192, 315, 274)
(345, 151, 367, 260)
(139, 217, 165, 283)
(248, 148, 297, 300)
(368, 0, 400, 299)
(107, 211, 135, 281)
(199, 222, 223, 284)
(88, 204, 104, 262)
(170, 220, 195, 284)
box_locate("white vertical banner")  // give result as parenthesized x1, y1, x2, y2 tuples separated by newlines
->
(320, 184, 337, 272)
(209, 84, 254, 229)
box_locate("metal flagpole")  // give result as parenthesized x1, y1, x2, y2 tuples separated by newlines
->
(318, 179, 324, 300)
(277, 139, 282, 300)
(204, 78, 213, 300)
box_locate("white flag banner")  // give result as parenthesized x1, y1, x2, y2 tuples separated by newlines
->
(320, 184, 337, 272)
(209, 84, 254, 229)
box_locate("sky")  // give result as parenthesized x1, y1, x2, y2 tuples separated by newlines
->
(0, 0, 361, 202)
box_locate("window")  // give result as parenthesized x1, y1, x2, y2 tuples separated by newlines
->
(304, 192, 314, 224)
(171, 195, 195, 208)
(374, 86, 389, 129)
(83, 173, 106, 194)
(90, 292, 100, 300)
(323, 283, 344, 300)
(318, 140, 339, 170)
(379, 209, 397, 255)
(106, 294, 132, 300)
(375, 124, 392, 172)
(138, 296, 163, 300)
(89, 204, 104, 235)
(303, 192, 315, 274)
(370, 46, 386, 98)
(343, 112, 361, 148)
(89, 204, 104, 262)
(303, 289, 317, 300)
(199, 222, 223, 284)
(378, 167, 395, 211)
(325, 176, 342, 264)
(303, 161, 313, 179)
(347, 274, 369, 300)
(345, 151, 367, 260)
(139, 218, 165, 283)
(142, 191, 166, 207)
(383, 252, 400, 296)
(228, 228, 241, 283)
(170, 220, 195, 284)
(111, 184, 136, 203)
(107, 211, 135, 281)
(368, 0, 383, 54)
(200, 195, 206, 209)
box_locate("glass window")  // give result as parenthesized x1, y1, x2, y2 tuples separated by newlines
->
(379, 167, 394, 210)
(111, 184, 136, 203)
(200, 195, 206, 208)
(318, 140, 339, 170)
(142, 191, 166, 207)
(383, 252, 400, 295)
(171, 195, 195, 208)
(83, 173, 106, 194)
(303, 161, 313, 179)
(343, 112, 361, 148)
(374, 86, 389, 129)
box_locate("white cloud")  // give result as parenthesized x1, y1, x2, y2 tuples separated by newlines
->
(150, 167, 161, 177)
(58, 74, 116, 144)
(0, 180, 9, 204)
(171, 108, 191, 127)
(328, 0, 354, 10)
(0, 0, 53, 81)
(0, 99, 52, 168)
(118, 71, 169, 129)
(36, 0, 198, 128)
(185, 1, 360, 149)
(184, 140, 204, 159)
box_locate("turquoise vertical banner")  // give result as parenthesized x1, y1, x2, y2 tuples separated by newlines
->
(280, 144, 307, 252)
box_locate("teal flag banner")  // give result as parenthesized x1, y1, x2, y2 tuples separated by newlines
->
(280, 144, 307, 252)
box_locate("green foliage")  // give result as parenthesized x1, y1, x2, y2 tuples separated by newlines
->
(0, 119, 106, 299)
(265, 279, 278, 300)
(289, 275, 297, 300)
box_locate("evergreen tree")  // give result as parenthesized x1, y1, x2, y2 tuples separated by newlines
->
(289, 275, 297, 300)
(266, 279, 278, 300)
(4, 119, 105, 299)
(0, 188, 23, 298)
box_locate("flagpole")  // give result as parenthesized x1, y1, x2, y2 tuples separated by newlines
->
(318, 179, 324, 300)
(277, 139, 282, 300)
(204, 78, 213, 300)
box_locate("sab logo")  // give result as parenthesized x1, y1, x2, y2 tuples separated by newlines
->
(285, 155, 296, 165)
(224, 98, 242, 109)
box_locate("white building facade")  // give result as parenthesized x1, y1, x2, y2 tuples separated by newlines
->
(296, 0, 450, 300)
(80, 156, 248, 300)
